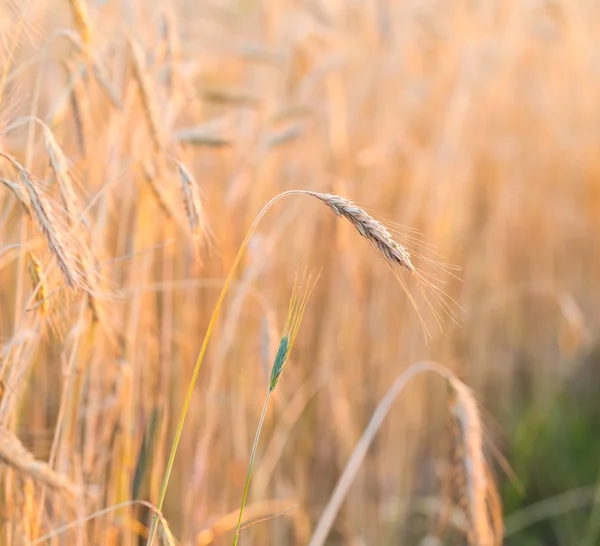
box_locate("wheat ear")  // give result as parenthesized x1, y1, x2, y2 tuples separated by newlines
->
(176, 160, 207, 242)
(0, 153, 83, 288)
(308, 192, 416, 271)
(129, 38, 166, 154)
(447, 377, 503, 546)
(40, 122, 86, 226)
(27, 251, 48, 315)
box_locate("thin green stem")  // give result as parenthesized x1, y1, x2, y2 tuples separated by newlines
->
(146, 190, 308, 545)
(232, 389, 272, 546)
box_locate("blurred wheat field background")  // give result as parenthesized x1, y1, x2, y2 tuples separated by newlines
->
(0, 0, 599, 544)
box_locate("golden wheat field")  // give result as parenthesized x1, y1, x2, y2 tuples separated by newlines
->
(1, 0, 600, 544)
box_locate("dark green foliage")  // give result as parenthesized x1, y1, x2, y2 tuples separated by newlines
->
(503, 347, 600, 545)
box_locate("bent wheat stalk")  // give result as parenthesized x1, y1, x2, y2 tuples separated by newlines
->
(30, 500, 173, 544)
(308, 361, 502, 546)
(147, 190, 451, 544)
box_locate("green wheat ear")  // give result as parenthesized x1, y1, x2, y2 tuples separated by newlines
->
(269, 335, 289, 391)
(232, 268, 319, 545)
(269, 268, 319, 391)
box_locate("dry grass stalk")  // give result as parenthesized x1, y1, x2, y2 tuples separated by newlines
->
(129, 38, 166, 153)
(446, 376, 503, 546)
(22, 477, 37, 541)
(0, 427, 77, 497)
(196, 499, 310, 545)
(28, 251, 48, 315)
(67, 0, 92, 53)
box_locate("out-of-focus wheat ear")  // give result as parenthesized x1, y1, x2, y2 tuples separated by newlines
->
(62, 59, 87, 157)
(0, 427, 77, 497)
(264, 122, 305, 149)
(67, 0, 92, 53)
(1, 178, 31, 215)
(40, 122, 87, 228)
(27, 251, 48, 315)
(142, 161, 173, 219)
(432, 429, 458, 540)
(21, 174, 82, 289)
(91, 59, 122, 109)
(201, 87, 259, 106)
(172, 118, 234, 147)
(86, 294, 101, 323)
(1, 153, 83, 289)
(129, 37, 166, 154)
(161, 7, 182, 92)
(76, 248, 105, 325)
(176, 160, 209, 245)
(446, 376, 503, 546)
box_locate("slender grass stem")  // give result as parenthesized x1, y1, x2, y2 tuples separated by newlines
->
(232, 389, 272, 546)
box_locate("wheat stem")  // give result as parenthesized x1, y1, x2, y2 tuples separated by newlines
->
(232, 390, 271, 546)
